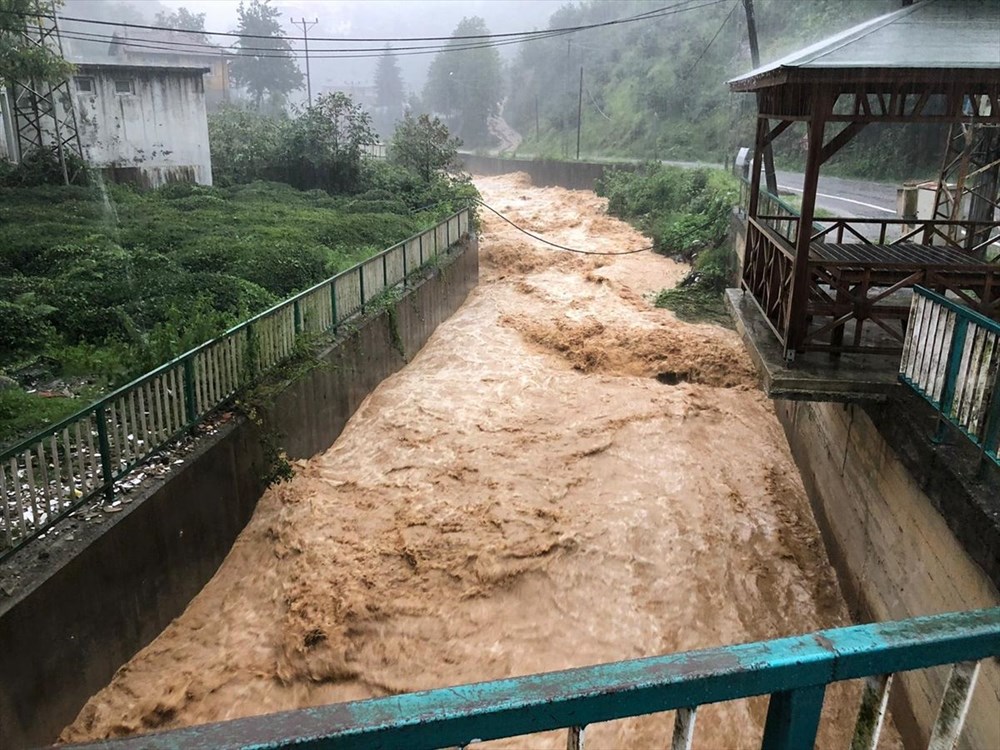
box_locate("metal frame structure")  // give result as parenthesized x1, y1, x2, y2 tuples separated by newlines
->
(8, 0, 83, 184)
(63, 607, 1000, 750)
(730, 1, 1000, 360)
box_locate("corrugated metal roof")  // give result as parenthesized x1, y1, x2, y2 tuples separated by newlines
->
(729, 0, 1000, 90)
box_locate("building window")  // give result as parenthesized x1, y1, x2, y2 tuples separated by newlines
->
(114, 79, 135, 95)
(74, 76, 95, 93)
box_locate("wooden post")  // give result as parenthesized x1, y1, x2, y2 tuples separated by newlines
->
(743, 0, 778, 196)
(785, 97, 829, 359)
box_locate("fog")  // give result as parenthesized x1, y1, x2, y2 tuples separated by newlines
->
(61, 0, 570, 104)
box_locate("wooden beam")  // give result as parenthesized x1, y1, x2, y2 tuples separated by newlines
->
(761, 119, 794, 149)
(784, 101, 829, 358)
(821, 121, 867, 164)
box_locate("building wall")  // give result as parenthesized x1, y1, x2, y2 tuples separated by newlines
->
(73, 67, 212, 187)
(776, 397, 1000, 750)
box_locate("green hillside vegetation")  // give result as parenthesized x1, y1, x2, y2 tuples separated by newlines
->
(597, 163, 738, 324)
(0, 175, 469, 446)
(506, 0, 944, 180)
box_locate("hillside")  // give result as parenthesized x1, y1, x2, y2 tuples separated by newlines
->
(504, 0, 946, 180)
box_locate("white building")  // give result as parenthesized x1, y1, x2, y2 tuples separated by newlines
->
(71, 62, 212, 187)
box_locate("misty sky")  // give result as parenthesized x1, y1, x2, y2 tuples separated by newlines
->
(154, 0, 570, 97)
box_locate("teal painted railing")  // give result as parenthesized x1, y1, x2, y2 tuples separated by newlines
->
(900, 286, 1000, 466)
(0, 208, 473, 560)
(72, 607, 1000, 750)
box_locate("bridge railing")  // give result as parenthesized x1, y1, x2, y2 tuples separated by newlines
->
(73, 607, 1000, 750)
(0, 208, 472, 560)
(900, 286, 1000, 466)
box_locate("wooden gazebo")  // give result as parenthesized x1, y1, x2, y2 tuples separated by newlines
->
(730, 0, 1000, 360)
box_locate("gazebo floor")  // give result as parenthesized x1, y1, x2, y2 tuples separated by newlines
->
(725, 288, 900, 402)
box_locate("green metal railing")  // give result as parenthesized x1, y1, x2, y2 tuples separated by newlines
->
(71, 607, 1000, 750)
(900, 286, 1000, 466)
(0, 208, 473, 560)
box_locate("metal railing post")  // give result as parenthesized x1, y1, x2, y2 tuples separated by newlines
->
(183, 357, 197, 425)
(293, 299, 302, 335)
(359, 265, 366, 313)
(760, 685, 826, 750)
(94, 404, 114, 503)
(382, 252, 388, 289)
(330, 280, 338, 332)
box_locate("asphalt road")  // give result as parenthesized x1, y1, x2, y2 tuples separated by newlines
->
(774, 170, 898, 218)
(659, 161, 899, 218)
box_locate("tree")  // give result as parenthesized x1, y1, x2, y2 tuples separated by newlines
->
(207, 105, 286, 185)
(230, 0, 303, 111)
(0, 0, 73, 87)
(389, 113, 461, 182)
(422, 17, 502, 146)
(373, 46, 404, 140)
(154, 7, 208, 42)
(280, 92, 377, 193)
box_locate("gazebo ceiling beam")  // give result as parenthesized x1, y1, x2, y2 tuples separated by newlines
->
(821, 121, 867, 165)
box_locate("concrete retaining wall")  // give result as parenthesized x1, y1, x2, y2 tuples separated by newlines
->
(0, 238, 478, 749)
(458, 153, 636, 191)
(776, 396, 1000, 750)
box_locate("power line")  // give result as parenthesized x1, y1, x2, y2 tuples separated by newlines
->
(45, 0, 728, 59)
(2, 0, 722, 45)
(474, 199, 653, 256)
(56, 26, 582, 60)
(686, 1, 739, 76)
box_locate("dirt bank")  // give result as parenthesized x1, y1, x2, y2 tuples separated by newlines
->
(62, 173, 897, 748)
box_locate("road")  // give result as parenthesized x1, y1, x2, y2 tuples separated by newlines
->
(473, 152, 900, 219)
(774, 170, 897, 218)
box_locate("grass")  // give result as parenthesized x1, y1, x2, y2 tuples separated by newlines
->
(0, 179, 469, 447)
(596, 163, 740, 326)
(653, 242, 736, 327)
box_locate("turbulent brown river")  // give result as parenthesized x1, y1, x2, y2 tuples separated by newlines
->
(62, 174, 900, 748)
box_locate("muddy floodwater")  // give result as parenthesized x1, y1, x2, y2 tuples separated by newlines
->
(62, 174, 899, 748)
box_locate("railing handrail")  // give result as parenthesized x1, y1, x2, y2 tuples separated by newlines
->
(900, 286, 1000, 465)
(0, 210, 467, 463)
(74, 607, 1000, 750)
(914, 286, 1000, 335)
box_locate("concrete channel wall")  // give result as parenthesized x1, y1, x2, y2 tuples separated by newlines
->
(776, 396, 1000, 750)
(0, 238, 478, 749)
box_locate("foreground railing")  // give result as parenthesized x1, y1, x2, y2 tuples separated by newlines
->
(0, 209, 472, 559)
(74, 607, 1000, 750)
(900, 286, 1000, 467)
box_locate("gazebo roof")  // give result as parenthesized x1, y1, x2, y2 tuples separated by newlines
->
(729, 0, 1000, 92)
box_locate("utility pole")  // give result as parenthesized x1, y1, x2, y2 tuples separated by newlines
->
(292, 17, 319, 106)
(742, 0, 778, 196)
(576, 67, 583, 160)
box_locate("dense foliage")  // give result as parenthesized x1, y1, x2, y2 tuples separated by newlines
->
(230, 0, 303, 111)
(0, 178, 469, 443)
(390, 113, 462, 183)
(423, 17, 503, 147)
(506, 0, 943, 179)
(0, 0, 73, 87)
(597, 164, 738, 324)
